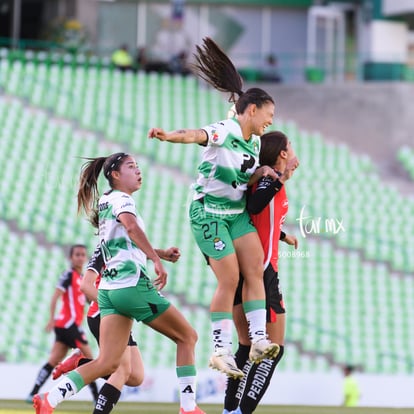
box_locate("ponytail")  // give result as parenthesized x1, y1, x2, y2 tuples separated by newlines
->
(192, 37, 274, 113)
(191, 37, 244, 104)
(77, 157, 106, 223)
(77, 152, 129, 228)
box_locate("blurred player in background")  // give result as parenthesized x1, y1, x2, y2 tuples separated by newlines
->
(149, 37, 280, 379)
(26, 244, 99, 403)
(223, 131, 299, 414)
(33, 152, 204, 414)
(343, 365, 361, 407)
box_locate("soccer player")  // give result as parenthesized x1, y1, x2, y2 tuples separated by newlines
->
(52, 244, 147, 414)
(26, 244, 99, 403)
(32, 153, 204, 414)
(148, 37, 280, 379)
(223, 131, 299, 414)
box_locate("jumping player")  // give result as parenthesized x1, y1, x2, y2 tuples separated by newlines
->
(223, 131, 299, 414)
(149, 37, 280, 379)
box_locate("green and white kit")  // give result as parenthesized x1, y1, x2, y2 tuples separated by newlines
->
(98, 190, 147, 289)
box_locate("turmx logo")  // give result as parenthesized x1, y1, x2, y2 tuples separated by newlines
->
(296, 205, 345, 238)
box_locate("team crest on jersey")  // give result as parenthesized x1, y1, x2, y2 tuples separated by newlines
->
(212, 130, 219, 142)
(213, 237, 226, 251)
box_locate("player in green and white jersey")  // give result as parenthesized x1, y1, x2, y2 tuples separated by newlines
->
(33, 153, 205, 414)
(149, 37, 280, 379)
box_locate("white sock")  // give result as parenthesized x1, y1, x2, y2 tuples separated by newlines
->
(178, 375, 197, 411)
(246, 308, 267, 342)
(212, 318, 233, 351)
(46, 377, 79, 407)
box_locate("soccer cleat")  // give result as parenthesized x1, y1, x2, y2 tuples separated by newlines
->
(33, 393, 54, 414)
(208, 348, 244, 379)
(52, 348, 84, 380)
(180, 406, 206, 414)
(249, 338, 280, 363)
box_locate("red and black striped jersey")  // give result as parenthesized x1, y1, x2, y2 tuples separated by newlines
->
(55, 269, 86, 328)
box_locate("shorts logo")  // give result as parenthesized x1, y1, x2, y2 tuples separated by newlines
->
(213, 237, 226, 251)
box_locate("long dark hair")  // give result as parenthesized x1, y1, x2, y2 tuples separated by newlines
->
(259, 131, 288, 167)
(192, 37, 274, 113)
(77, 152, 129, 228)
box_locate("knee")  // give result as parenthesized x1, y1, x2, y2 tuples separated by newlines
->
(217, 275, 239, 292)
(99, 359, 121, 376)
(177, 326, 198, 347)
(126, 370, 144, 387)
(243, 262, 264, 283)
(188, 327, 198, 347)
(116, 361, 133, 383)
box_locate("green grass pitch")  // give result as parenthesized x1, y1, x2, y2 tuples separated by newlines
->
(1, 400, 414, 414)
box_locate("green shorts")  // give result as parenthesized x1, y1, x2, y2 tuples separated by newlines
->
(98, 273, 170, 324)
(189, 199, 257, 260)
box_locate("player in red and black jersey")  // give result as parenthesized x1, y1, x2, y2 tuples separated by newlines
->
(223, 131, 299, 414)
(26, 245, 99, 403)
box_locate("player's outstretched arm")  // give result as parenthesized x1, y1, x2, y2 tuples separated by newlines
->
(148, 128, 208, 145)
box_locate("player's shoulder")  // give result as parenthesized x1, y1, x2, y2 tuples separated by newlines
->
(204, 118, 233, 132)
(100, 190, 133, 205)
(58, 268, 73, 284)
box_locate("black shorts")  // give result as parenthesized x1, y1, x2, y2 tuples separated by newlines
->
(87, 314, 137, 347)
(54, 323, 89, 348)
(234, 263, 285, 323)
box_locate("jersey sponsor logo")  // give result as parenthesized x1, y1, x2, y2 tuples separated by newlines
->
(213, 237, 226, 251)
(240, 153, 256, 173)
(257, 176, 273, 190)
(120, 202, 134, 209)
(102, 268, 118, 279)
(99, 202, 109, 211)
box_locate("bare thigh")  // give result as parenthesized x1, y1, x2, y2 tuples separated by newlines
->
(233, 232, 265, 302)
(209, 253, 240, 313)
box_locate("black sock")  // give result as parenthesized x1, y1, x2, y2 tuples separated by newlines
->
(78, 358, 110, 380)
(239, 345, 284, 414)
(78, 357, 92, 366)
(89, 381, 100, 403)
(93, 383, 121, 414)
(223, 343, 251, 411)
(29, 363, 53, 396)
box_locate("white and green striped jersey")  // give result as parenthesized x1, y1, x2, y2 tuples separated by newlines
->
(194, 118, 261, 215)
(98, 190, 147, 289)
